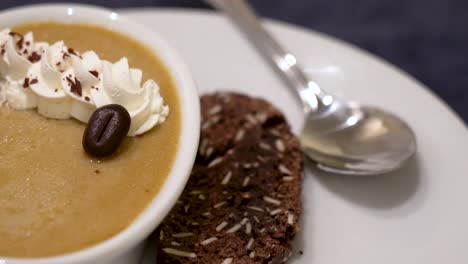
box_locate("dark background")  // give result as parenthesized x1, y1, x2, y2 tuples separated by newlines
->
(1, 0, 467, 124)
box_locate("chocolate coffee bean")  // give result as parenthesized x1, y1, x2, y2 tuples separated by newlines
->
(83, 104, 131, 157)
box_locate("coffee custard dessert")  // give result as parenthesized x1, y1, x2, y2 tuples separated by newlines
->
(0, 22, 180, 257)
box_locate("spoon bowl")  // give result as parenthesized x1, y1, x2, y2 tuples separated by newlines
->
(301, 99, 416, 175)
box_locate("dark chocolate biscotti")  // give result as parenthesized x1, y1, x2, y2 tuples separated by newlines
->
(156, 92, 303, 264)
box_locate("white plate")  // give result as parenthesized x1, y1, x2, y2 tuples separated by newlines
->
(121, 8, 468, 264)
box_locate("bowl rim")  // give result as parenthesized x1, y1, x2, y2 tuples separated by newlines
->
(0, 3, 200, 264)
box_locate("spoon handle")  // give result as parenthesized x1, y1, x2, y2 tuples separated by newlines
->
(206, 0, 324, 113)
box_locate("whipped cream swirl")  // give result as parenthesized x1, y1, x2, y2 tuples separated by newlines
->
(0, 29, 169, 136)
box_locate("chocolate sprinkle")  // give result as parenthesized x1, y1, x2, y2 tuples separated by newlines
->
(27, 51, 41, 63)
(85, 96, 90, 102)
(9, 32, 24, 50)
(22, 78, 30, 88)
(67, 48, 78, 56)
(89, 70, 99, 78)
(29, 78, 38, 85)
(8, 32, 19, 37)
(66, 76, 82, 97)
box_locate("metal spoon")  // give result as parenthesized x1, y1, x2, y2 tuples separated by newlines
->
(207, 0, 417, 175)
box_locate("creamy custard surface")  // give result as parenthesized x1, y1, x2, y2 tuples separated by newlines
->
(0, 22, 180, 257)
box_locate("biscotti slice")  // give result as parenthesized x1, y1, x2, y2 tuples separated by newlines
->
(156, 92, 303, 264)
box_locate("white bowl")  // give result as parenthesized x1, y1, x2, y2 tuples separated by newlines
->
(0, 4, 200, 264)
